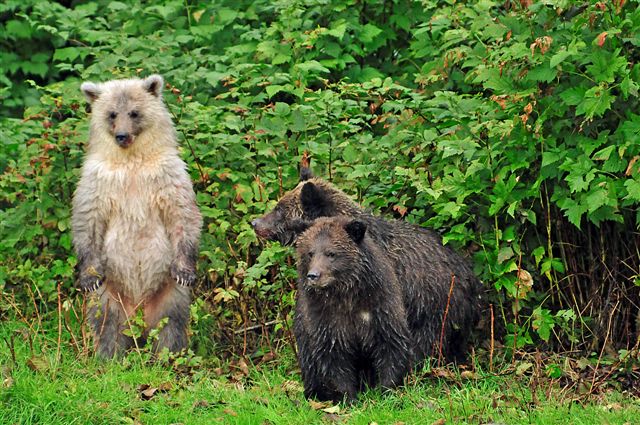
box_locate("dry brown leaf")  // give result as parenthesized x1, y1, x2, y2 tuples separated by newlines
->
(223, 408, 238, 417)
(237, 358, 250, 376)
(597, 32, 607, 47)
(460, 370, 477, 380)
(323, 413, 342, 423)
(3, 376, 14, 389)
(192, 400, 210, 408)
(625, 156, 639, 176)
(140, 386, 158, 400)
(158, 381, 174, 392)
(322, 405, 341, 414)
(393, 204, 408, 217)
(26, 356, 49, 373)
(308, 399, 332, 410)
(281, 380, 303, 394)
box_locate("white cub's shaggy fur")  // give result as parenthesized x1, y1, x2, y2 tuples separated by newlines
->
(72, 75, 202, 358)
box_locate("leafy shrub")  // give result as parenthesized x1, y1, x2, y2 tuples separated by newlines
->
(1, 0, 639, 358)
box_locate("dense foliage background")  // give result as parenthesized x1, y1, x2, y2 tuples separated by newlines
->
(1, 0, 639, 366)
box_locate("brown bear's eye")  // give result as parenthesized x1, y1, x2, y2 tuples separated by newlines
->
(129, 110, 139, 118)
(326, 251, 336, 258)
(108, 112, 117, 120)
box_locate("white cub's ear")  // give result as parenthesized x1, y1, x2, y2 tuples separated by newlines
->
(81, 82, 101, 104)
(144, 74, 164, 97)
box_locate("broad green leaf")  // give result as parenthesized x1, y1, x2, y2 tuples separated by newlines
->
(620, 75, 639, 98)
(327, 22, 348, 39)
(592, 145, 615, 161)
(559, 87, 585, 106)
(532, 307, 554, 342)
(526, 63, 556, 83)
(564, 200, 587, 229)
(624, 179, 640, 202)
(586, 49, 627, 83)
(550, 48, 572, 68)
(53, 47, 80, 62)
(575, 86, 613, 119)
(295, 61, 330, 74)
(585, 188, 608, 213)
(541, 151, 562, 167)
(360, 23, 383, 43)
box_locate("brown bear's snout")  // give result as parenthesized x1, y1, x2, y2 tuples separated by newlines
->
(306, 270, 320, 281)
(252, 217, 274, 239)
(115, 132, 133, 148)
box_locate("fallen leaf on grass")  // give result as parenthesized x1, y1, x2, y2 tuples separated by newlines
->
(137, 383, 172, 400)
(223, 408, 238, 417)
(193, 400, 210, 408)
(515, 361, 533, 376)
(26, 356, 49, 373)
(431, 368, 456, 379)
(158, 381, 174, 391)
(431, 419, 446, 425)
(322, 405, 340, 414)
(281, 380, 303, 394)
(237, 358, 250, 376)
(2, 367, 13, 389)
(139, 386, 158, 400)
(604, 403, 623, 411)
(3, 377, 14, 389)
(460, 370, 477, 380)
(308, 399, 332, 410)
(323, 413, 342, 423)
(260, 352, 276, 363)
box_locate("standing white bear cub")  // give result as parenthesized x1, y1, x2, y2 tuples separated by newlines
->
(72, 75, 202, 358)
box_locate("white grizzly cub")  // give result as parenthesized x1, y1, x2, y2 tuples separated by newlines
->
(72, 75, 202, 358)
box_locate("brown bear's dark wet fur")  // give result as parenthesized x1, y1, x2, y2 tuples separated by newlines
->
(294, 217, 413, 403)
(252, 169, 482, 364)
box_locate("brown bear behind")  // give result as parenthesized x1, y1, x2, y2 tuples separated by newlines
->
(294, 216, 413, 402)
(253, 168, 482, 363)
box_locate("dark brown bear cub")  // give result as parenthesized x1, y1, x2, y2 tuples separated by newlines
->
(294, 216, 413, 403)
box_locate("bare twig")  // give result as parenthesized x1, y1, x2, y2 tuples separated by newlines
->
(117, 293, 144, 361)
(233, 320, 282, 335)
(438, 274, 456, 367)
(490, 303, 495, 373)
(589, 299, 620, 396)
(57, 283, 63, 364)
(3, 335, 17, 366)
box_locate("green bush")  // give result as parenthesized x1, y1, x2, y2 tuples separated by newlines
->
(1, 0, 639, 358)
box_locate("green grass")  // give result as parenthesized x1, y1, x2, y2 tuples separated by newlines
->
(1, 321, 638, 425)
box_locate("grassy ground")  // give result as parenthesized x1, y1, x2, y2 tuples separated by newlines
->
(1, 321, 638, 425)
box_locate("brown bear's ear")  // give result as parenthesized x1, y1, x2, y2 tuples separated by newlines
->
(344, 220, 366, 243)
(299, 166, 313, 182)
(80, 82, 101, 104)
(299, 151, 313, 181)
(144, 74, 164, 97)
(300, 182, 330, 219)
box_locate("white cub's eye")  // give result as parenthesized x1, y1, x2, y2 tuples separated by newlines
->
(109, 112, 117, 119)
(129, 110, 139, 118)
